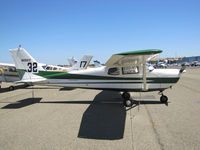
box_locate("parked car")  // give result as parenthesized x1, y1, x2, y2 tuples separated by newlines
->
(195, 62, 200, 66)
(182, 62, 190, 67)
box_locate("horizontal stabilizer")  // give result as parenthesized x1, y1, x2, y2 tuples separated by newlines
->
(15, 72, 46, 84)
(15, 78, 47, 84)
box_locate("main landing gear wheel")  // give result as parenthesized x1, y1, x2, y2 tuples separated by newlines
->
(160, 95, 168, 103)
(122, 92, 130, 100)
(9, 86, 15, 91)
(122, 92, 133, 107)
(123, 99, 133, 107)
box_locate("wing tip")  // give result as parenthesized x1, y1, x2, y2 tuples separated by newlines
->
(115, 49, 163, 55)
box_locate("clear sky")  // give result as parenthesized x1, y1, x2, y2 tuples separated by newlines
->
(0, 0, 200, 65)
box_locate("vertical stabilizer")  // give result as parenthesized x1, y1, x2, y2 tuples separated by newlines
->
(72, 55, 93, 70)
(9, 46, 44, 72)
(9, 46, 45, 80)
(67, 57, 77, 67)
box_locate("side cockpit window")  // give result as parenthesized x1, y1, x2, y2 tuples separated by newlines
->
(122, 66, 139, 74)
(108, 67, 120, 75)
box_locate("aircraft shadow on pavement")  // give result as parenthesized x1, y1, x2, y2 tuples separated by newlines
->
(39, 91, 168, 140)
(26, 86, 60, 90)
(40, 91, 126, 140)
(77, 90, 126, 140)
(59, 87, 76, 91)
(134, 100, 168, 106)
(1, 98, 42, 109)
(126, 100, 168, 111)
(0, 84, 29, 93)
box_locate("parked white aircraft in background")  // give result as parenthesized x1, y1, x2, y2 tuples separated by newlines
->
(10, 46, 184, 107)
(70, 55, 93, 70)
(94, 60, 102, 68)
(0, 63, 19, 90)
(43, 55, 92, 72)
(67, 57, 77, 67)
(67, 55, 93, 70)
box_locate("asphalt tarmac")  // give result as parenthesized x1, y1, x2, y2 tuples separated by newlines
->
(0, 68, 200, 150)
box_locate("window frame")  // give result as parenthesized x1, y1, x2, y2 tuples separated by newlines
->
(122, 66, 139, 75)
(107, 67, 120, 75)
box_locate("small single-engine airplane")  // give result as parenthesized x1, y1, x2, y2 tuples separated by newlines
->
(9, 46, 184, 107)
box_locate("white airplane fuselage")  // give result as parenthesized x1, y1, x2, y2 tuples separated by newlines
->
(38, 66, 180, 92)
(0, 63, 20, 83)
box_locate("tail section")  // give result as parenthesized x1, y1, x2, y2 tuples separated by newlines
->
(67, 57, 77, 67)
(72, 55, 93, 70)
(9, 46, 45, 82)
(9, 46, 44, 73)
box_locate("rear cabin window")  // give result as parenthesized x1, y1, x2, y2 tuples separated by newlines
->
(122, 66, 139, 74)
(108, 68, 120, 75)
(46, 67, 53, 70)
(42, 66, 46, 70)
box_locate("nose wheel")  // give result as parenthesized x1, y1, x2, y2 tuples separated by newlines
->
(159, 91, 168, 103)
(121, 92, 134, 107)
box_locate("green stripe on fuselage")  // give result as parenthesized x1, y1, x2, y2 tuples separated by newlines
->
(35, 71, 179, 84)
(148, 77, 180, 83)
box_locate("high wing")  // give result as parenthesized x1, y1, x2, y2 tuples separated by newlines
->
(105, 49, 162, 67)
(105, 49, 163, 91)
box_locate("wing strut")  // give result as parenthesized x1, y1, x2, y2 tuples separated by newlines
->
(142, 56, 147, 91)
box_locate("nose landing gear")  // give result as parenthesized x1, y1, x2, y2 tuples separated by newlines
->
(121, 92, 134, 107)
(159, 91, 168, 103)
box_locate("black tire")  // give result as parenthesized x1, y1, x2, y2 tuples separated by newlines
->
(123, 99, 133, 107)
(9, 86, 15, 91)
(122, 92, 130, 100)
(160, 95, 168, 103)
